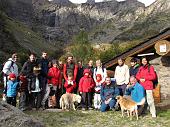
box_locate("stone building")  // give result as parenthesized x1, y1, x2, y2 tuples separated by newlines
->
(104, 28, 170, 104)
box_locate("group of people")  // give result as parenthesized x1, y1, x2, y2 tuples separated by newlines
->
(1, 52, 157, 118)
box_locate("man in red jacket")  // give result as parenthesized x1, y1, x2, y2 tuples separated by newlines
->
(136, 57, 157, 118)
(79, 69, 95, 110)
(63, 55, 78, 81)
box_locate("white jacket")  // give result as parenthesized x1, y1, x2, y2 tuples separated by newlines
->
(114, 64, 129, 85)
(93, 67, 107, 83)
(2, 58, 18, 77)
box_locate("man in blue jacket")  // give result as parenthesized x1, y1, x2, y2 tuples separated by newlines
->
(100, 77, 120, 112)
(125, 76, 146, 114)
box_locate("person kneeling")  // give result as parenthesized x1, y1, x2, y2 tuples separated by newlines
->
(125, 76, 146, 115)
(100, 77, 120, 112)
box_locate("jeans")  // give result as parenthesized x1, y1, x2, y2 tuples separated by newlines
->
(100, 99, 116, 112)
(6, 96, 16, 107)
(81, 92, 92, 108)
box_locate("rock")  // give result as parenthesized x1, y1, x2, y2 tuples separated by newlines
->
(0, 101, 45, 127)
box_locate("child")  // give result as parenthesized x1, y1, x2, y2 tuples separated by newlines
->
(64, 73, 76, 93)
(42, 60, 61, 109)
(4, 73, 19, 107)
(28, 66, 42, 110)
(19, 74, 29, 111)
(94, 74, 102, 110)
(79, 69, 95, 110)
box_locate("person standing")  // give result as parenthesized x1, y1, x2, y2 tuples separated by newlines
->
(79, 69, 95, 110)
(76, 60, 84, 93)
(93, 60, 107, 84)
(38, 51, 49, 100)
(114, 58, 129, 95)
(129, 58, 140, 77)
(3, 53, 19, 87)
(63, 55, 78, 81)
(136, 57, 157, 118)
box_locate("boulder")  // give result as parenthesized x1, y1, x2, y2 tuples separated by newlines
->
(0, 101, 45, 127)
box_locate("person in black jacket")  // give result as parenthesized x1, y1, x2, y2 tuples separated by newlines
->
(129, 58, 140, 77)
(37, 51, 49, 102)
(20, 53, 39, 109)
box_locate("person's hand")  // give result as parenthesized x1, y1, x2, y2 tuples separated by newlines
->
(126, 85, 132, 89)
(105, 98, 112, 104)
(29, 91, 31, 94)
(80, 92, 82, 95)
(59, 85, 61, 89)
(18, 92, 21, 97)
(140, 78, 145, 83)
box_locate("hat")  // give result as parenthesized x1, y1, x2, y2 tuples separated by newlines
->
(83, 69, 91, 75)
(96, 74, 102, 82)
(9, 73, 16, 79)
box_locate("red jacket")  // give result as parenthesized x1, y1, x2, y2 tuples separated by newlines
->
(79, 75, 95, 92)
(136, 65, 156, 90)
(64, 80, 76, 93)
(63, 63, 78, 81)
(48, 67, 61, 86)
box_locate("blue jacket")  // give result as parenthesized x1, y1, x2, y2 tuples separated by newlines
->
(100, 83, 120, 101)
(6, 80, 19, 97)
(125, 82, 145, 103)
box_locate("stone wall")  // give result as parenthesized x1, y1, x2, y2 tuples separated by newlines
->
(150, 56, 170, 100)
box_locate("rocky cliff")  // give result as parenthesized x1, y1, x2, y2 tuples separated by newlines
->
(0, 0, 170, 58)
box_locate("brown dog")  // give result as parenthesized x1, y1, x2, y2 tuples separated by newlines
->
(60, 93, 81, 110)
(116, 96, 138, 120)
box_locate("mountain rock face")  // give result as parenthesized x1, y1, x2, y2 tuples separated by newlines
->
(1, 0, 170, 44)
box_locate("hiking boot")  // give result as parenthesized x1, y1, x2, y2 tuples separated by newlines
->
(88, 107, 93, 110)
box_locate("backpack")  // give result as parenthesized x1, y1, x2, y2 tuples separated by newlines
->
(148, 65, 158, 89)
(95, 66, 105, 73)
(0, 60, 14, 83)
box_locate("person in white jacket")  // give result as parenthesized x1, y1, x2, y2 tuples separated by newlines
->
(114, 58, 129, 95)
(2, 53, 19, 87)
(93, 60, 107, 84)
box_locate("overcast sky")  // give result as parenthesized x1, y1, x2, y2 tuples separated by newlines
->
(69, 0, 156, 6)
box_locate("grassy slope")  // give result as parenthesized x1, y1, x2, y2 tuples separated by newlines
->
(0, 11, 56, 63)
(26, 109, 170, 127)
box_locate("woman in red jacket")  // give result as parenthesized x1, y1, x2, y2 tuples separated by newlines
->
(41, 60, 61, 109)
(79, 69, 95, 110)
(136, 57, 156, 117)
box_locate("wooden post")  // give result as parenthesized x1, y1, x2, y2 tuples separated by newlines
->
(154, 40, 170, 56)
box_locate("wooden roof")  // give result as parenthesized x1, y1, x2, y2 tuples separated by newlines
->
(104, 28, 170, 69)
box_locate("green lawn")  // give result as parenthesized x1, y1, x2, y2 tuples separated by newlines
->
(25, 109, 170, 127)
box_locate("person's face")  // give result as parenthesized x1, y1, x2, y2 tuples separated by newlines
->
(78, 61, 82, 67)
(105, 78, 111, 85)
(53, 63, 57, 68)
(67, 56, 73, 63)
(10, 78, 16, 81)
(88, 60, 93, 67)
(30, 55, 35, 62)
(96, 76, 101, 81)
(59, 61, 63, 65)
(130, 78, 137, 86)
(142, 58, 148, 66)
(96, 61, 101, 67)
(42, 52, 47, 59)
(130, 62, 136, 67)
(68, 76, 73, 81)
(118, 59, 123, 66)
(13, 55, 18, 62)
(85, 73, 89, 76)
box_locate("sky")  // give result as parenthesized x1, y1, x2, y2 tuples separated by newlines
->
(69, 0, 156, 6)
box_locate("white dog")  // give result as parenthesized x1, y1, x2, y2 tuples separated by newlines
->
(60, 93, 81, 110)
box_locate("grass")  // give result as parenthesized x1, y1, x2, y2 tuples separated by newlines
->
(25, 109, 170, 127)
